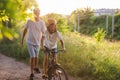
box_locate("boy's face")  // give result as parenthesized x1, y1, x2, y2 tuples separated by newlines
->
(48, 23, 56, 33)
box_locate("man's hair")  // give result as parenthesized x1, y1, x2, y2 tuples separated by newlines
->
(33, 7, 40, 13)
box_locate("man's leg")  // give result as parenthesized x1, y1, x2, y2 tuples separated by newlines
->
(27, 44, 35, 79)
(34, 45, 40, 73)
(34, 57, 38, 68)
(30, 57, 35, 74)
(29, 57, 35, 80)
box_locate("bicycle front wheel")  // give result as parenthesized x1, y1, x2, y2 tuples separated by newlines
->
(49, 66, 68, 80)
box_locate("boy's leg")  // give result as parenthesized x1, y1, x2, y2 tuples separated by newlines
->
(54, 54, 58, 64)
(53, 48, 58, 64)
(42, 54, 48, 78)
(43, 54, 48, 74)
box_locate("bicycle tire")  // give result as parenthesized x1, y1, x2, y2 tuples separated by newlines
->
(47, 65, 68, 80)
(47, 66, 53, 80)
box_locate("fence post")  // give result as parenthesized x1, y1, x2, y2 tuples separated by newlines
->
(112, 13, 114, 38)
(74, 11, 76, 32)
(78, 14, 80, 33)
(106, 15, 108, 35)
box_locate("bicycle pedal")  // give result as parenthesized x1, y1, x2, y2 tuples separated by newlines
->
(57, 70, 62, 74)
(56, 63, 61, 66)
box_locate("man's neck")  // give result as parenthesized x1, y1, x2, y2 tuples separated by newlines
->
(34, 17, 40, 22)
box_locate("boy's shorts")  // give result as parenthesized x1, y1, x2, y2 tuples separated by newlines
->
(27, 43, 40, 58)
(44, 46, 57, 54)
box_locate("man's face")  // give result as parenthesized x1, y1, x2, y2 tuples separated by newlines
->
(34, 9, 40, 17)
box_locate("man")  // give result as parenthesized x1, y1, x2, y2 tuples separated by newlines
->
(21, 8, 46, 80)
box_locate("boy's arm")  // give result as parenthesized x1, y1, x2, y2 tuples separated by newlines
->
(21, 28, 27, 45)
(60, 40, 65, 51)
(41, 36, 45, 51)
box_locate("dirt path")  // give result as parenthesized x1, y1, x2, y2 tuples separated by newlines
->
(0, 53, 76, 80)
(0, 53, 43, 80)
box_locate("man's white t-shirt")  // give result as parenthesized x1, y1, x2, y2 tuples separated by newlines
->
(44, 30, 62, 49)
(25, 19, 46, 45)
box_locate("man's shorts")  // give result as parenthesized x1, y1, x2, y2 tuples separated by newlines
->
(27, 43, 40, 58)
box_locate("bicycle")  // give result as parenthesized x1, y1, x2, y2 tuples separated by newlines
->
(42, 49, 68, 80)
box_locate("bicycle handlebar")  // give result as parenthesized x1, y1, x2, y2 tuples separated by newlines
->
(48, 49, 65, 53)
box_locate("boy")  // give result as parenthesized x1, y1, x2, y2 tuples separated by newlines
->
(21, 8, 46, 80)
(41, 18, 65, 78)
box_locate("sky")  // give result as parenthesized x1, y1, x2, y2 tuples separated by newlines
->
(36, 0, 120, 15)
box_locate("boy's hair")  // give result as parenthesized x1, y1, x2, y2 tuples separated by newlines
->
(46, 18, 57, 27)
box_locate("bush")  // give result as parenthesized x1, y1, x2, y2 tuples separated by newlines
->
(94, 28, 106, 42)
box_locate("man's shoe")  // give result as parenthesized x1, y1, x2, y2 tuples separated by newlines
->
(29, 73, 34, 80)
(34, 68, 40, 73)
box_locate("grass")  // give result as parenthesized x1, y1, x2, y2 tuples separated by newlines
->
(1, 32, 120, 80)
(58, 32, 120, 80)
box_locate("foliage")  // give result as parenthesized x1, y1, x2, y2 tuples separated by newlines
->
(94, 28, 106, 42)
(0, 0, 38, 41)
(1, 1, 120, 80)
(69, 7, 94, 31)
(58, 32, 120, 80)
(1, 31, 120, 80)
(42, 13, 69, 33)
(0, 10, 17, 40)
(68, 8, 120, 40)
(113, 13, 120, 39)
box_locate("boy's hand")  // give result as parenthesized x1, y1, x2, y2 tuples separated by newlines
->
(41, 46, 46, 51)
(62, 47, 66, 52)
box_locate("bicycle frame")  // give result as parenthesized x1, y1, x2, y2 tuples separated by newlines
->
(43, 49, 68, 80)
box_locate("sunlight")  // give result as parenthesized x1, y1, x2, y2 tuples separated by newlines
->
(26, 8, 32, 14)
(35, 0, 120, 15)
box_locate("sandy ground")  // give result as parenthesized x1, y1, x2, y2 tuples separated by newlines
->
(0, 53, 76, 80)
(0, 53, 44, 80)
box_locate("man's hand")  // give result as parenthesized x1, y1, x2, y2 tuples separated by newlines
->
(20, 40, 24, 46)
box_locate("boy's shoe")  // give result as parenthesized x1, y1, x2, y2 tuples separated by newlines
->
(34, 68, 40, 73)
(42, 74, 48, 79)
(29, 73, 34, 80)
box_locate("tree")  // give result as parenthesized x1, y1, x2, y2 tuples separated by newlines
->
(42, 13, 69, 32)
(69, 7, 94, 32)
(0, 0, 38, 41)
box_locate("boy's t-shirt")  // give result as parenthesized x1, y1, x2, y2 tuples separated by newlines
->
(25, 19, 46, 45)
(44, 30, 62, 49)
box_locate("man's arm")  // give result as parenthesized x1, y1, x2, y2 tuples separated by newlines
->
(21, 28, 27, 45)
